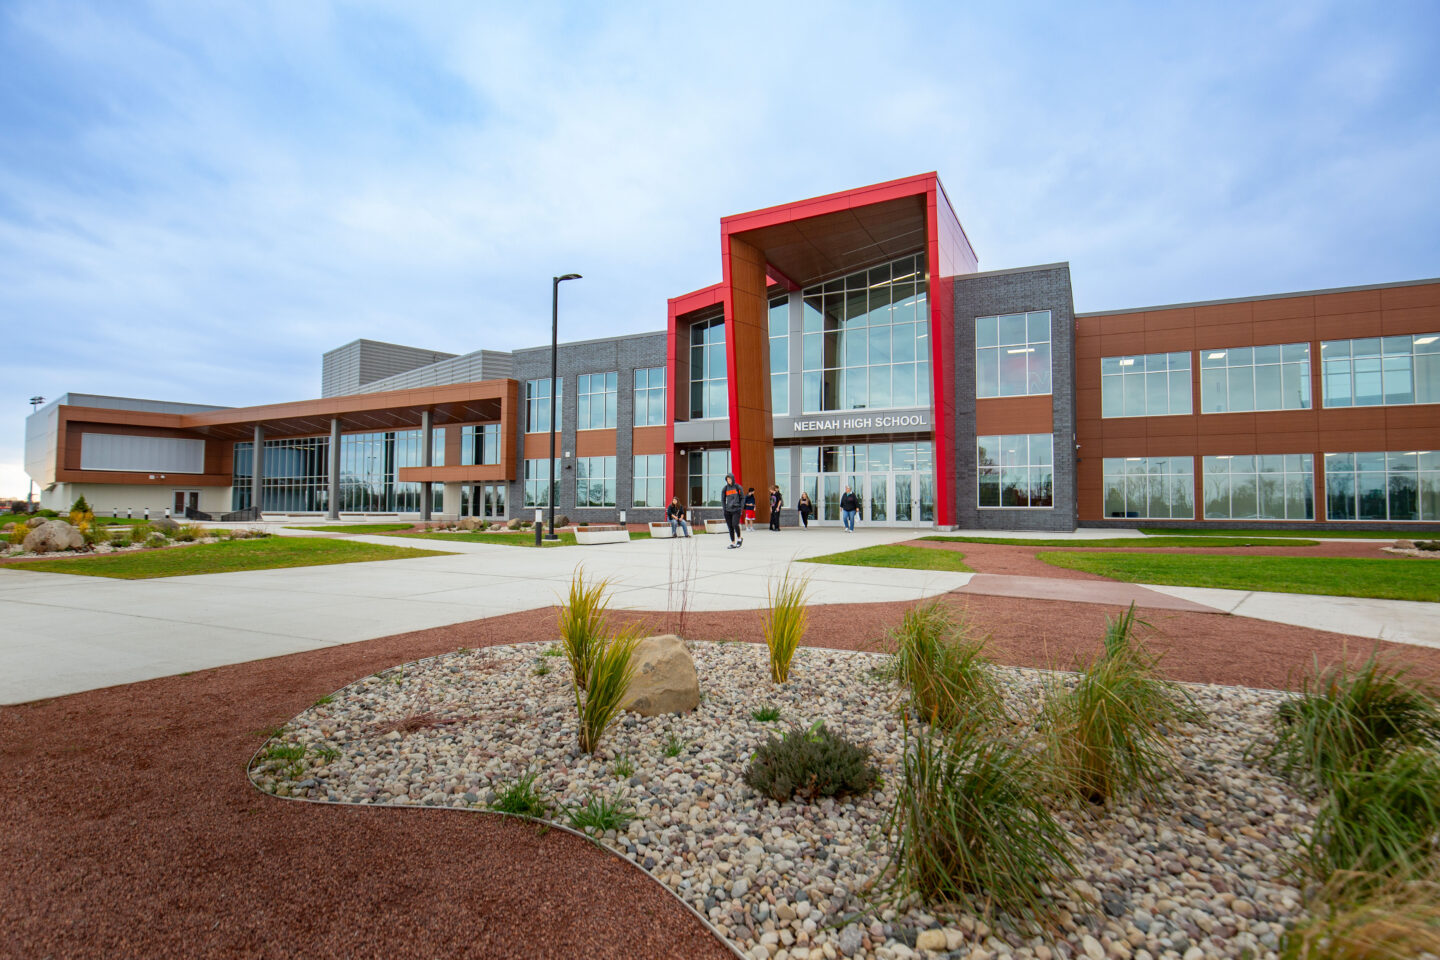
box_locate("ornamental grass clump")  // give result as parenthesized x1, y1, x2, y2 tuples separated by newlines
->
(762, 567, 810, 683)
(574, 625, 642, 754)
(743, 721, 879, 803)
(890, 600, 1001, 728)
(1262, 651, 1440, 790)
(881, 718, 1076, 931)
(1042, 603, 1199, 805)
(1301, 746, 1440, 883)
(558, 568, 615, 691)
(1279, 863, 1440, 960)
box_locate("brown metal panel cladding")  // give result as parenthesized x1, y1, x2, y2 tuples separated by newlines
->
(1142, 307, 1197, 330)
(397, 465, 509, 483)
(1102, 417, 1148, 439)
(1193, 301, 1253, 326)
(1075, 364, 1101, 390)
(574, 430, 617, 457)
(54, 469, 231, 486)
(1100, 333, 1143, 357)
(1197, 413, 1257, 435)
(1075, 335, 1103, 359)
(1385, 406, 1440, 429)
(727, 234, 775, 518)
(1314, 311, 1382, 339)
(1315, 289, 1383, 315)
(1380, 284, 1440, 310)
(1251, 317, 1317, 343)
(1100, 313, 1147, 335)
(1252, 296, 1315, 322)
(58, 411, 231, 484)
(1381, 305, 1440, 334)
(1145, 417, 1199, 439)
(1197, 322, 1254, 347)
(1142, 328, 1195, 352)
(974, 396, 1053, 435)
(445, 424, 462, 466)
(1319, 408, 1388, 432)
(631, 426, 668, 456)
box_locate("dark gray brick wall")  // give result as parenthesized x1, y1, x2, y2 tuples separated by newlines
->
(950, 264, 1078, 531)
(513, 332, 668, 522)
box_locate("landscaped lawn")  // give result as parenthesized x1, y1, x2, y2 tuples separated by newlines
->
(7, 537, 451, 579)
(285, 523, 416, 533)
(2, 512, 136, 527)
(1039, 551, 1439, 601)
(801, 544, 973, 572)
(1139, 527, 1399, 540)
(391, 530, 652, 548)
(919, 535, 1319, 548)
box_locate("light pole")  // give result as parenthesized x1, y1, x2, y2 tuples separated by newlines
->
(27, 396, 44, 512)
(548, 273, 582, 540)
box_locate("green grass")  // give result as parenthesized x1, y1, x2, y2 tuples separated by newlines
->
(8, 536, 450, 579)
(2, 512, 135, 527)
(489, 773, 551, 817)
(284, 523, 416, 533)
(751, 705, 782, 722)
(1039, 552, 1440, 602)
(920, 535, 1319, 548)
(391, 530, 650, 547)
(802, 544, 974, 572)
(1141, 527, 1400, 540)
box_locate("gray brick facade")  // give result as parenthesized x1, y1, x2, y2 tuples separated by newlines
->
(950, 264, 1079, 531)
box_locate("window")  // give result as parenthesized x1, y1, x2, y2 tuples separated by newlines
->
(801, 254, 930, 413)
(525, 378, 562, 432)
(769, 296, 790, 416)
(1325, 451, 1440, 521)
(689, 318, 728, 419)
(976, 311, 1052, 398)
(1321, 334, 1440, 407)
(1203, 454, 1314, 520)
(523, 459, 556, 509)
(1102, 352, 1192, 417)
(977, 434, 1054, 508)
(633, 454, 665, 508)
(1102, 457, 1194, 519)
(687, 448, 730, 507)
(634, 367, 666, 427)
(460, 424, 501, 466)
(1199, 343, 1310, 413)
(576, 456, 617, 507)
(576, 372, 618, 430)
(235, 430, 446, 514)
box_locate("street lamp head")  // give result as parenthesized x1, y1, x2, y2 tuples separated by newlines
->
(556, 273, 582, 282)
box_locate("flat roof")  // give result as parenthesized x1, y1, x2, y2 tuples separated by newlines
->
(1078, 276, 1440, 317)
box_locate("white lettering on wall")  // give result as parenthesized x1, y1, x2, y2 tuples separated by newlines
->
(790, 414, 928, 434)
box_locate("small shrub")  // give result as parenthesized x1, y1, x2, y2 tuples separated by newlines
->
(68, 496, 94, 537)
(1302, 746, 1440, 882)
(541, 646, 563, 658)
(575, 627, 641, 754)
(37, 508, 58, 518)
(890, 600, 1001, 727)
(762, 567, 810, 683)
(612, 756, 634, 779)
(311, 745, 341, 763)
(127, 522, 153, 542)
(881, 719, 1077, 930)
(751, 705, 782, 722)
(558, 569, 613, 690)
(533, 661, 551, 676)
(1415, 540, 1440, 552)
(1279, 864, 1440, 960)
(1262, 651, 1440, 790)
(663, 733, 685, 758)
(172, 523, 206, 542)
(489, 773, 551, 818)
(144, 533, 169, 549)
(744, 722, 879, 802)
(565, 795, 633, 835)
(1042, 603, 1199, 804)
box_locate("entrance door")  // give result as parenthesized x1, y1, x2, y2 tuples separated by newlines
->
(894, 473, 913, 522)
(866, 474, 889, 523)
(481, 484, 507, 519)
(173, 490, 200, 517)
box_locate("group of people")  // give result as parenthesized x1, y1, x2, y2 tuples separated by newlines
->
(664, 474, 864, 547)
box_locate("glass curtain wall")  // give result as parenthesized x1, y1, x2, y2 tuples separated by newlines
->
(233, 429, 444, 513)
(800, 254, 930, 413)
(460, 424, 501, 465)
(690, 319, 728, 419)
(633, 367, 666, 426)
(1202, 455, 1314, 520)
(1321, 335, 1440, 407)
(976, 434, 1054, 508)
(1102, 457, 1195, 519)
(1199, 344, 1311, 412)
(769, 297, 789, 416)
(1101, 353, 1192, 417)
(575, 456, 617, 507)
(633, 454, 666, 508)
(1325, 451, 1440, 521)
(798, 441, 934, 523)
(687, 449, 730, 507)
(975, 312, 1052, 398)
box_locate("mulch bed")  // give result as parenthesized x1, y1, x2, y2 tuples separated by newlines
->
(4, 595, 1438, 958)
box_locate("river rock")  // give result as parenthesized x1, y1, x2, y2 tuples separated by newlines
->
(623, 634, 700, 716)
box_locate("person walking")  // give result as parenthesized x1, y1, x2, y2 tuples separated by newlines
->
(743, 487, 757, 532)
(666, 496, 692, 538)
(797, 492, 812, 529)
(720, 473, 745, 548)
(840, 485, 860, 532)
(768, 485, 783, 531)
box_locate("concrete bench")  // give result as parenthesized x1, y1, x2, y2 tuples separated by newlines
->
(572, 525, 630, 545)
(704, 519, 729, 534)
(649, 521, 700, 538)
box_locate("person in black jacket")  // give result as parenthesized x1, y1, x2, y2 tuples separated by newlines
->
(743, 487, 757, 532)
(797, 492, 813, 529)
(666, 496, 692, 538)
(768, 485, 783, 531)
(720, 474, 745, 548)
(840, 486, 860, 532)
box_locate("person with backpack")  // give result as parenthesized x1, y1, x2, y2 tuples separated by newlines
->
(768, 485, 783, 531)
(797, 492, 813, 529)
(666, 496, 692, 538)
(840, 485, 860, 532)
(720, 473, 745, 548)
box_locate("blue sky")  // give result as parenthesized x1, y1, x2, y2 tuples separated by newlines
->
(3, 1, 1438, 496)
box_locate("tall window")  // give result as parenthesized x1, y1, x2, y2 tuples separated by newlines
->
(575, 456, 617, 507)
(977, 434, 1054, 508)
(1203, 454, 1314, 520)
(769, 296, 790, 416)
(976, 311, 1052, 398)
(1325, 451, 1440, 521)
(633, 454, 665, 508)
(687, 448, 730, 507)
(1102, 352, 1192, 417)
(525, 378, 562, 432)
(1199, 344, 1310, 413)
(460, 424, 500, 465)
(523, 459, 556, 508)
(633, 367, 666, 427)
(1102, 457, 1194, 519)
(1321, 334, 1440, 407)
(690, 318, 728, 419)
(576, 372, 617, 430)
(801, 254, 930, 412)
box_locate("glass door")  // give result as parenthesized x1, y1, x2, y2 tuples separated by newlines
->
(866, 474, 889, 522)
(894, 474, 913, 522)
(482, 484, 507, 519)
(173, 490, 200, 516)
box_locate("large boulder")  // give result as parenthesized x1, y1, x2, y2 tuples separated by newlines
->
(623, 634, 700, 717)
(23, 520, 85, 554)
(150, 517, 180, 532)
(26, 516, 46, 528)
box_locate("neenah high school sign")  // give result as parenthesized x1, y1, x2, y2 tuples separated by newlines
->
(772, 410, 930, 438)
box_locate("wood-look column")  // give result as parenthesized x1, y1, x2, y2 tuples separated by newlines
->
(251, 424, 264, 515)
(420, 409, 433, 520)
(725, 234, 775, 519)
(326, 417, 341, 520)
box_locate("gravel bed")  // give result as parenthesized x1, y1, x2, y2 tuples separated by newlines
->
(251, 641, 1314, 960)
